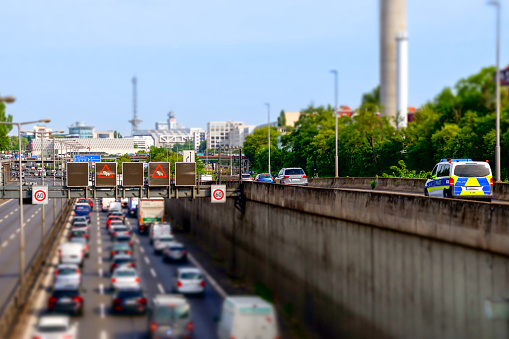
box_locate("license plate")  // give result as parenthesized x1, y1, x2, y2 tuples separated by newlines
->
(126, 300, 137, 305)
(166, 329, 173, 335)
(466, 187, 480, 190)
(59, 298, 72, 303)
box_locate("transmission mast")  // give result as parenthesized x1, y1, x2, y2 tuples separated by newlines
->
(128, 76, 142, 134)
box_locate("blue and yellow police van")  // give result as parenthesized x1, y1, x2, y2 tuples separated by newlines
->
(424, 159, 493, 201)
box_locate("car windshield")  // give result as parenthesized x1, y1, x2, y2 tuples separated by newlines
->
(114, 227, 128, 231)
(75, 206, 90, 212)
(117, 290, 142, 299)
(70, 238, 86, 244)
(154, 304, 190, 322)
(113, 243, 130, 250)
(38, 325, 68, 333)
(114, 258, 132, 265)
(73, 223, 87, 228)
(284, 169, 304, 175)
(115, 270, 136, 277)
(169, 246, 184, 251)
(116, 236, 131, 242)
(259, 174, 272, 178)
(242, 174, 251, 178)
(57, 268, 77, 275)
(454, 164, 491, 177)
(159, 237, 174, 242)
(53, 290, 79, 298)
(180, 272, 202, 280)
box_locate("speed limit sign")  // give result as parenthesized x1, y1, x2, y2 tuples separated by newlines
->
(211, 185, 226, 203)
(32, 186, 49, 205)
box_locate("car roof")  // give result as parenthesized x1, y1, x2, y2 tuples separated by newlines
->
(153, 294, 187, 305)
(225, 296, 273, 308)
(168, 242, 184, 247)
(38, 315, 70, 327)
(178, 267, 201, 274)
(113, 254, 132, 259)
(56, 264, 79, 269)
(53, 282, 80, 291)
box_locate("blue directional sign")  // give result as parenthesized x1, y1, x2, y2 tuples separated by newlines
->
(74, 154, 101, 163)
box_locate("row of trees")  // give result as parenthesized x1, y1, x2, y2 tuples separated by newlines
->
(244, 66, 509, 179)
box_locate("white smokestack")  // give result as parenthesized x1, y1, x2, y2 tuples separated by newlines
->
(396, 31, 408, 129)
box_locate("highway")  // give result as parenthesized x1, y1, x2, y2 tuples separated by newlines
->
(23, 199, 229, 339)
(0, 198, 64, 315)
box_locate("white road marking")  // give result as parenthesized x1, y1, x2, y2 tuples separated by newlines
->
(0, 200, 10, 208)
(99, 283, 104, 295)
(27, 217, 32, 222)
(16, 228, 20, 233)
(9, 233, 15, 240)
(100, 330, 107, 339)
(98, 268, 103, 277)
(0, 218, 4, 222)
(100, 303, 105, 318)
(188, 253, 228, 299)
(150, 268, 157, 278)
(157, 283, 165, 294)
(98, 257, 102, 265)
(98, 247, 102, 254)
(139, 247, 145, 253)
(1, 241, 7, 248)
(144, 256, 150, 264)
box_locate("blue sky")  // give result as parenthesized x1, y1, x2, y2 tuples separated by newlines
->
(1, 0, 507, 136)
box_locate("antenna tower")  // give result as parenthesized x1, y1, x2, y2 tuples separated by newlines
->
(128, 76, 142, 134)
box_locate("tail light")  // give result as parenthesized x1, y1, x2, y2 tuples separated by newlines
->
(449, 177, 454, 187)
(150, 322, 157, 332)
(72, 296, 82, 303)
(111, 251, 116, 255)
(54, 270, 59, 275)
(490, 177, 494, 186)
(112, 278, 117, 283)
(129, 263, 135, 267)
(177, 281, 183, 287)
(113, 232, 117, 236)
(76, 269, 80, 274)
(256, 178, 261, 181)
(187, 322, 194, 331)
(282, 176, 289, 179)
(138, 297, 147, 304)
(74, 212, 76, 216)
(58, 250, 62, 259)
(113, 298, 122, 305)
(129, 241, 133, 246)
(48, 296, 58, 306)
(135, 277, 140, 282)
(200, 281, 205, 288)
(127, 250, 132, 255)
(112, 263, 117, 270)
(301, 175, 307, 178)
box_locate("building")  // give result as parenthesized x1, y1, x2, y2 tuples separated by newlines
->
(94, 131, 114, 139)
(31, 137, 137, 156)
(68, 121, 94, 138)
(283, 112, 301, 128)
(230, 125, 256, 147)
(207, 121, 246, 149)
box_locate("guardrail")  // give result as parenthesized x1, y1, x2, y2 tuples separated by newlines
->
(0, 199, 73, 339)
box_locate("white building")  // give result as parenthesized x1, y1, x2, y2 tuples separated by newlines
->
(230, 125, 256, 147)
(207, 121, 246, 149)
(31, 138, 137, 156)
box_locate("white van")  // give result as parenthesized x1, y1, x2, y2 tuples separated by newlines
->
(149, 222, 172, 245)
(217, 296, 279, 339)
(101, 198, 115, 212)
(59, 242, 85, 267)
(108, 201, 122, 213)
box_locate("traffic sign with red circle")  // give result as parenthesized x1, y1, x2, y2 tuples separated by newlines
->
(32, 186, 48, 205)
(211, 185, 226, 203)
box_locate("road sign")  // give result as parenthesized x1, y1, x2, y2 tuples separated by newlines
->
(123, 162, 144, 186)
(183, 150, 195, 163)
(74, 154, 101, 163)
(67, 163, 89, 187)
(148, 162, 170, 186)
(175, 162, 196, 186)
(95, 162, 117, 187)
(211, 185, 226, 203)
(32, 186, 49, 205)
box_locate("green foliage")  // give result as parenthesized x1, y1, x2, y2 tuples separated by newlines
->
(116, 154, 132, 173)
(198, 140, 207, 152)
(243, 66, 509, 179)
(277, 110, 286, 127)
(113, 131, 123, 138)
(172, 140, 194, 152)
(0, 101, 13, 150)
(370, 180, 376, 189)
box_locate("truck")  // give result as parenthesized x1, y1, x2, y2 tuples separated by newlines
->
(101, 198, 115, 212)
(137, 198, 165, 235)
(128, 198, 139, 215)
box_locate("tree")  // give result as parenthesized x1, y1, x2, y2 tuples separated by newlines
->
(243, 126, 281, 174)
(0, 101, 13, 151)
(198, 140, 207, 152)
(277, 110, 286, 127)
(114, 131, 123, 139)
(361, 85, 380, 109)
(116, 154, 132, 173)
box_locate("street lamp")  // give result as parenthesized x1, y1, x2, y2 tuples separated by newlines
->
(265, 103, 271, 174)
(330, 69, 339, 178)
(0, 118, 50, 286)
(488, 0, 501, 182)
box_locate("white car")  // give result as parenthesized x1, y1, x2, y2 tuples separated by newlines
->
(59, 242, 85, 267)
(172, 267, 205, 295)
(110, 225, 130, 238)
(109, 223, 127, 236)
(54, 264, 81, 286)
(153, 235, 175, 254)
(111, 267, 140, 290)
(31, 315, 77, 339)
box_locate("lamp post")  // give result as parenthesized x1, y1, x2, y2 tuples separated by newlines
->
(0, 118, 50, 286)
(330, 70, 339, 178)
(489, 0, 501, 182)
(265, 103, 271, 174)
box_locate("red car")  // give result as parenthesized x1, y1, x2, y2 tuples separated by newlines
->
(78, 198, 94, 209)
(106, 216, 123, 228)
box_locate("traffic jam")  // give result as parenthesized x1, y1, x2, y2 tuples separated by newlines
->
(28, 197, 280, 339)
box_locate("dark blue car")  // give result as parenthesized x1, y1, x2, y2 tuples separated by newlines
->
(74, 204, 91, 223)
(255, 173, 274, 183)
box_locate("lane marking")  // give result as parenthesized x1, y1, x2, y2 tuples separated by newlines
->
(1, 241, 7, 248)
(144, 256, 150, 264)
(157, 283, 165, 294)
(98, 268, 103, 277)
(188, 253, 228, 299)
(98, 257, 102, 265)
(16, 228, 20, 233)
(98, 247, 102, 254)
(150, 268, 157, 278)
(100, 303, 105, 318)
(9, 233, 15, 240)
(99, 283, 104, 295)
(139, 247, 145, 253)
(101, 330, 107, 339)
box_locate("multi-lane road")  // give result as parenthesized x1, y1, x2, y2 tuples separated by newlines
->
(0, 198, 64, 315)
(22, 199, 233, 339)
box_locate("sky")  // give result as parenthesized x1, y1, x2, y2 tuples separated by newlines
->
(0, 0, 507, 136)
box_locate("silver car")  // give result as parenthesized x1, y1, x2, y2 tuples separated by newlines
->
(54, 264, 81, 286)
(31, 315, 77, 339)
(275, 167, 308, 185)
(148, 295, 193, 339)
(111, 267, 141, 290)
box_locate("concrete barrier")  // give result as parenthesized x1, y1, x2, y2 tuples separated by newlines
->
(167, 183, 509, 338)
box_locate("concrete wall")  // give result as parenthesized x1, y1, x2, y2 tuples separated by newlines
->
(167, 183, 509, 338)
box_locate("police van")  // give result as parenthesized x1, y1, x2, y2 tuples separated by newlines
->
(424, 159, 493, 201)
